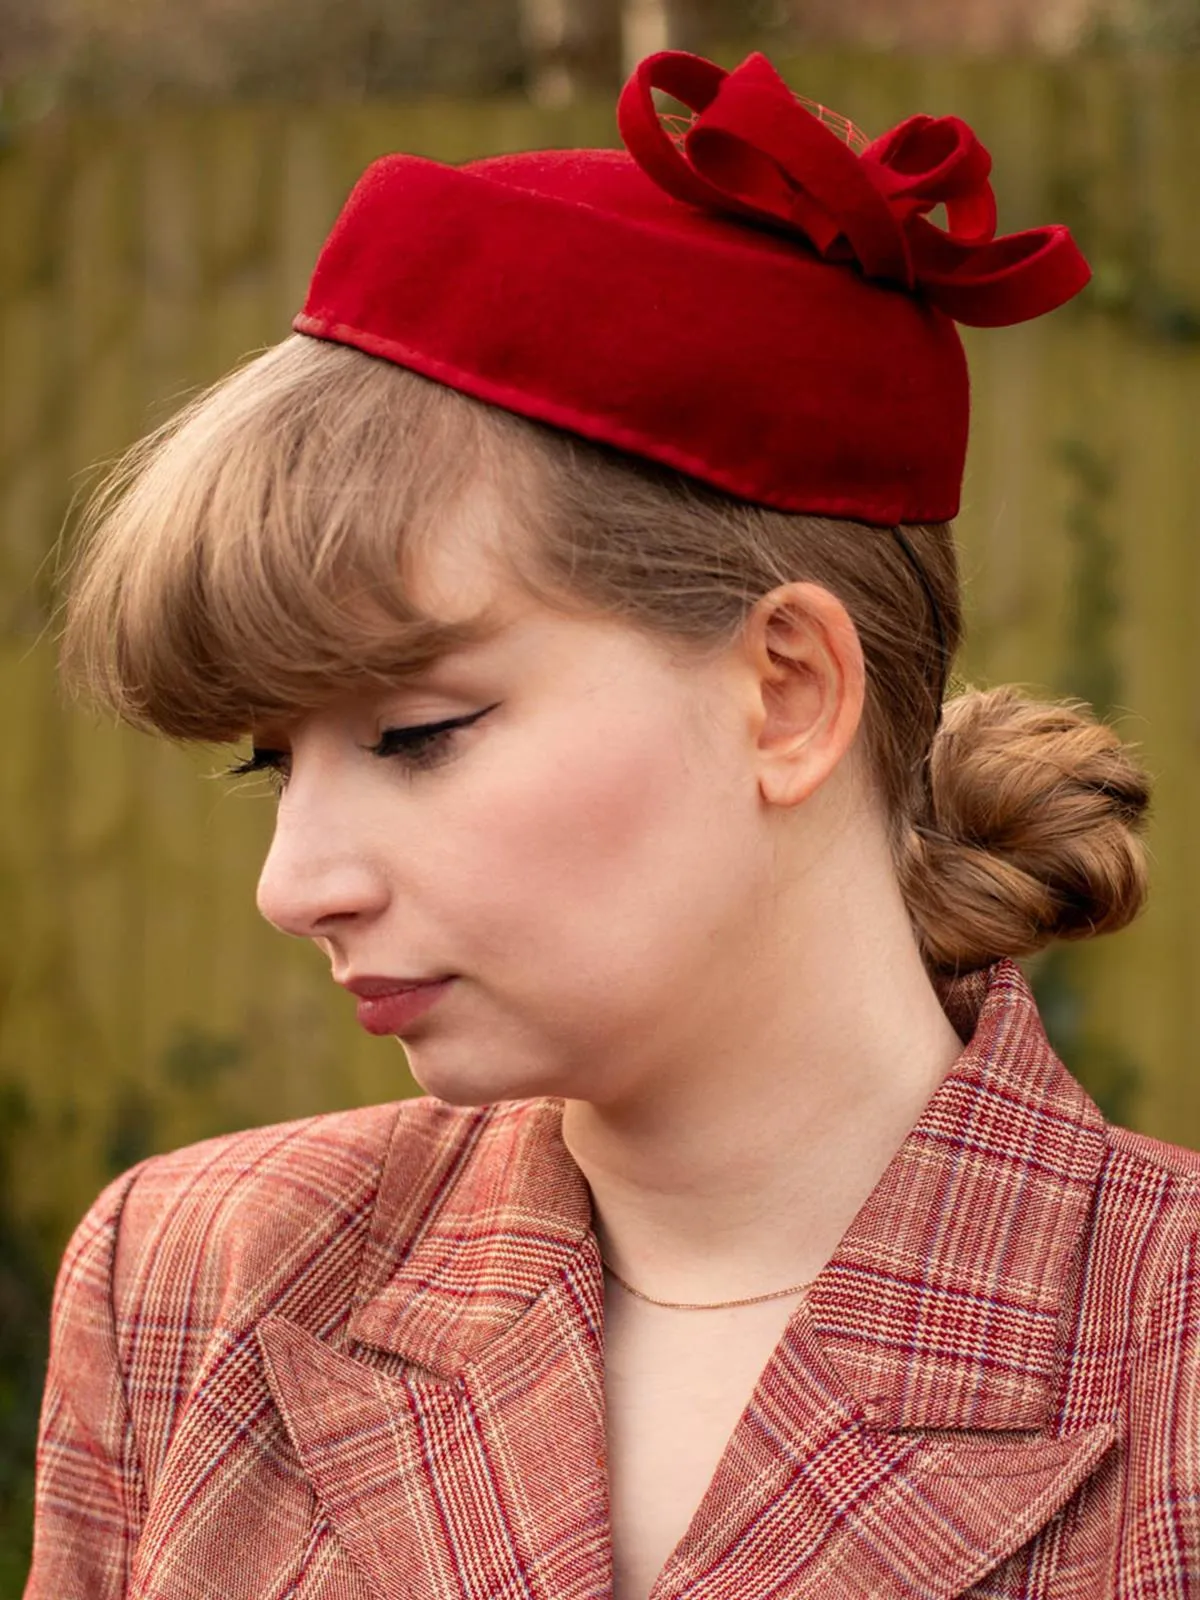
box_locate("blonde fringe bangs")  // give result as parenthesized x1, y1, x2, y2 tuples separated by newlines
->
(59, 337, 514, 742)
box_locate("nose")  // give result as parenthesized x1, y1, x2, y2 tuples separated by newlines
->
(255, 788, 390, 940)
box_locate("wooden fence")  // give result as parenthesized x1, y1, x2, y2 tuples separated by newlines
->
(2, 53, 1199, 1260)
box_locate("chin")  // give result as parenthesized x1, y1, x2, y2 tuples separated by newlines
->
(402, 1039, 573, 1108)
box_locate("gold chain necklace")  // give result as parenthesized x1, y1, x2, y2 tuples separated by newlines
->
(601, 1260, 812, 1311)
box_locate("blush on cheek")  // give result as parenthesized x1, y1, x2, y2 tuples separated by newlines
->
(435, 699, 743, 1036)
(399, 689, 750, 1103)
(498, 704, 692, 892)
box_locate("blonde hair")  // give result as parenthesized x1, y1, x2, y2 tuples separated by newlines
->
(61, 335, 1150, 975)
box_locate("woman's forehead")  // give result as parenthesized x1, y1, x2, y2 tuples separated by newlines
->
(403, 480, 530, 623)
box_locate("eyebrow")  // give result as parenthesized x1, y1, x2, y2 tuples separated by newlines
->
(364, 608, 512, 681)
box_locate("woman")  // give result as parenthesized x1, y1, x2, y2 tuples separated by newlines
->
(27, 48, 1200, 1600)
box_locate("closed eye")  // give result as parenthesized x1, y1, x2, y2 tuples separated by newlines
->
(224, 703, 501, 791)
(367, 704, 500, 771)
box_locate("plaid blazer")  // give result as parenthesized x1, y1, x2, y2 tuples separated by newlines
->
(24, 960, 1200, 1599)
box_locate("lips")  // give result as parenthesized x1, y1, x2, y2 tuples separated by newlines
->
(341, 974, 451, 998)
(341, 976, 456, 1036)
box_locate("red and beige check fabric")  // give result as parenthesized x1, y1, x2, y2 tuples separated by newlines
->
(24, 960, 1200, 1598)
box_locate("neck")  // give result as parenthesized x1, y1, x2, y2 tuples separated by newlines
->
(561, 815, 965, 1303)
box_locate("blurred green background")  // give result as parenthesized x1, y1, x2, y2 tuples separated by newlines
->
(1, 0, 1199, 1590)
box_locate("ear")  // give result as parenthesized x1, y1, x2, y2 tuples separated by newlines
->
(742, 582, 866, 808)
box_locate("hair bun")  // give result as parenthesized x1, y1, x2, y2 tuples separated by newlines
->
(900, 686, 1151, 974)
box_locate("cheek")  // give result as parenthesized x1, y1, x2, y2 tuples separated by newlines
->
(432, 697, 750, 970)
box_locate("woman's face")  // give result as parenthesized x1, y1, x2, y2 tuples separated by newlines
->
(253, 489, 789, 1109)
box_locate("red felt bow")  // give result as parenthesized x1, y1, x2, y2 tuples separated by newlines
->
(617, 51, 1089, 329)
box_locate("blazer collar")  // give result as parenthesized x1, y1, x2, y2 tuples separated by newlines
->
(255, 960, 1113, 1600)
(343, 958, 1105, 1433)
(811, 958, 1107, 1430)
(260, 1102, 611, 1600)
(347, 1094, 596, 1376)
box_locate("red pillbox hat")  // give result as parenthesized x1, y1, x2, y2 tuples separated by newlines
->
(296, 50, 1089, 526)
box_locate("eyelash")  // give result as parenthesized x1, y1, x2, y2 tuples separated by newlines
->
(225, 705, 499, 792)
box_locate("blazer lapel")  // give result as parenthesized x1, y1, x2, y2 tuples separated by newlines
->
(257, 961, 1116, 1600)
(259, 1098, 612, 1600)
(652, 960, 1117, 1599)
(647, 1306, 1114, 1600)
(809, 960, 1108, 1434)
